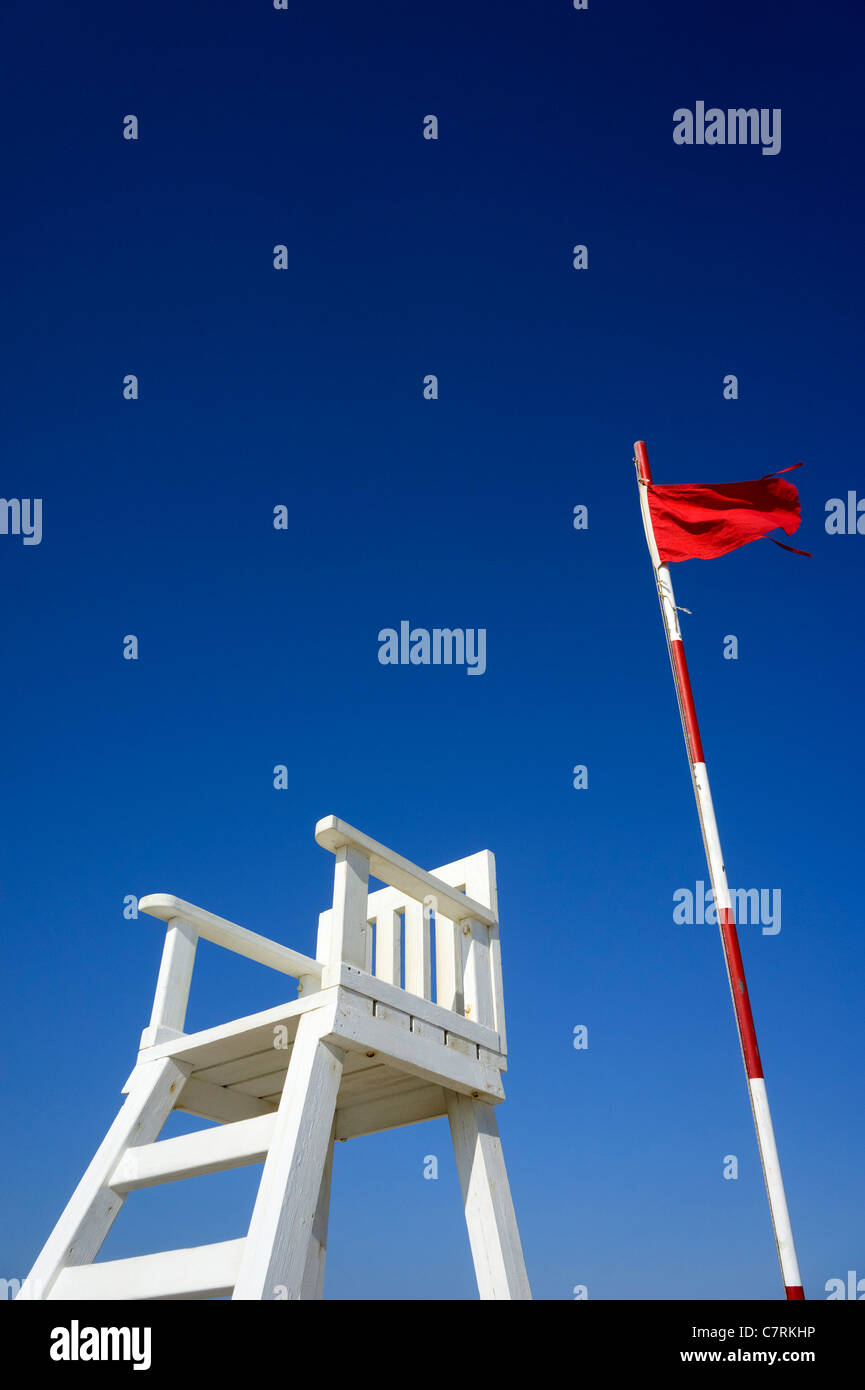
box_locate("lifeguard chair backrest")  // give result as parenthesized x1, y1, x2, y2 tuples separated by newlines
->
(314, 819, 506, 1054)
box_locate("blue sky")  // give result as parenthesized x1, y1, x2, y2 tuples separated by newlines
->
(2, 0, 863, 1299)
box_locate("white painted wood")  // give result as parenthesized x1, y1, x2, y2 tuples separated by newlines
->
(139, 1023, 185, 1050)
(434, 910, 463, 1015)
(145, 916, 198, 1038)
(333, 1055, 386, 1093)
(446, 1092, 531, 1300)
(338, 1068, 422, 1105)
(17, 1057, 190, 1299)
(478, 852, 507, 1054)
(139, 894, 322, 982)
(321, 963, 499, 1052)
(314, 908, 332, 963)
(299, 1123, 334, 1300)
(138, 992, 334, 1069)
(363, 849, 505, 1047)
(109, 1114, 275, 1193)
(412, 1017, 445, 1046)
(232, 1008, 345, 1300)
(230, 1069, 293, 1099)
(434, 850, 506, 1052)
(479, 1044, 508, 1074)
(194, 1047, 291, 1088)
(329, 846, 370, 970)
(336, 1085, 447, 1139)
(373, 1001, 411, 1031)
(328, 987, 504, 1100)
(341, 1051, 380, 1075)
(49, 1238, 246, 1301)
(404, 898, 431, 1000)
(364, 920, 373, 973)
(461, 917, 495, 1030)
(178, 1077, 277, 1124)
(487, 920, 507, 1056)
(316, 817, 496, 927)
(374, 906, 401, 986)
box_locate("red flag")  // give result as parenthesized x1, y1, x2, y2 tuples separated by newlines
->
(647, 466, 809, 562)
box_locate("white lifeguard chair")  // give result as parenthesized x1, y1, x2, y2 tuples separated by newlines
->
(18, 817, 531, 1301)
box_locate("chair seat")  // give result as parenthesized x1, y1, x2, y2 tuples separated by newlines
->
(137, 977, 506, 1141)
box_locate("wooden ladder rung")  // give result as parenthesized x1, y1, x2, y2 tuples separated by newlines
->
(49, 1238, 246, 1301)
(109, 1114, 276, 1193)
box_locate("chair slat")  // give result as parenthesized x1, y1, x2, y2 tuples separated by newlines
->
(434, 912, 464, 1015)
(404, 899, 431, 1000)
(461, 917, 495, 1030)
(374, 908, 401, 986)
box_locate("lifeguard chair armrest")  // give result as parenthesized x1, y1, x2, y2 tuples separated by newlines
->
(138, 894, 324, 982)
(314, 816, 497, 928)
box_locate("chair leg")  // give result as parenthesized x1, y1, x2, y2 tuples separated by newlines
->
(446, 1091, 532, 1300)
(299, 1121, 335, 1299)
(17, 1056, 190, 1300)
(233, 1009, 344, 1300)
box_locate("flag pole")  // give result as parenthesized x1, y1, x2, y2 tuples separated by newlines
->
(633, 439, 804, 1301)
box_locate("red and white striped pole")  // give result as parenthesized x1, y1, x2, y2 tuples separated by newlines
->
(633, 440, 804, 1300)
